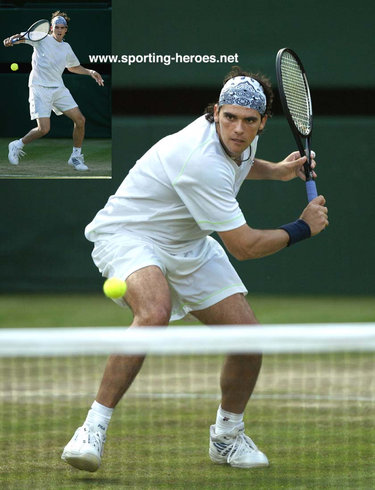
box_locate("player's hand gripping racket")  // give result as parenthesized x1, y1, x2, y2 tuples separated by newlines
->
(276, 48, 318, 202)
(11, 19, 50, 43)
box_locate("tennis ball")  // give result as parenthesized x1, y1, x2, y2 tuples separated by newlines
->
(10, 63, 19, 71)
(103, 277, 127, 299)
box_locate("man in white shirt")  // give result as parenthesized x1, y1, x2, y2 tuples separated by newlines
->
(61, 68, 329, 471)
(3, 11, 104, 171)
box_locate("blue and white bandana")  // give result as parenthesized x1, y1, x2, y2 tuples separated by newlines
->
(52, 16, 67, 27)
(219, 76, 266, 115)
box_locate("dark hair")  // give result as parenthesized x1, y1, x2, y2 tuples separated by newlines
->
(204, 66, 273, 123)
(51, 11, 70, 25)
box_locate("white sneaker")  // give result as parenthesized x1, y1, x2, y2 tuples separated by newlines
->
(68, 154, 88, 171)
(61, 424, 105, 472)
(8, 140, 26, 165)
(209, 423, 269, 469)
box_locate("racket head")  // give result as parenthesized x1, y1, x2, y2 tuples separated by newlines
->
(26, 19, 50, 41)
(276, 48, 313, 140)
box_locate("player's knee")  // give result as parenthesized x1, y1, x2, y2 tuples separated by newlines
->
(135, 304, 171, 326)
(76, 114, 85, 128)
(39, 125, 50, 136)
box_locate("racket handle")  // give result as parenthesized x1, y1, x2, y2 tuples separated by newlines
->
(306, 180, 318, 202)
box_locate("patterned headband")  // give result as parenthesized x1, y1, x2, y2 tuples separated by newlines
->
(52, 16, 67, 26)
(219, 76, 267, 115)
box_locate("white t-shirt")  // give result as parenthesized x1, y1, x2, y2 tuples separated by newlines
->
(85, 116, 259, 251)
(24, 35, 80, 87)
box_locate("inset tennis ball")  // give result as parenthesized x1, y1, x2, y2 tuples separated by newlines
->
(103, 277, 127, 299)
(11, 63, 19, 71)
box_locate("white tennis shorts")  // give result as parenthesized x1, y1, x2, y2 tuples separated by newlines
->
(29, 85, 78, 120)
(91, 234, 247, 321)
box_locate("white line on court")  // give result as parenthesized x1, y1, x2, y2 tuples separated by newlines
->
(1, 391, 373, 403)
(129, 392, 375, 402)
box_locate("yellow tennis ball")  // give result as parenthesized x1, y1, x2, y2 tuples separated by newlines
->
(10, 63, 19, 71)
(103, 277, 127, 299)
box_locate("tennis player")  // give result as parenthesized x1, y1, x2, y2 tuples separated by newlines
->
(62, 67, 329, 471)
(3, 11, 104, 171)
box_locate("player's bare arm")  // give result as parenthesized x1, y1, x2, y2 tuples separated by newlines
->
(68, 65, 104, 86)
(219, 225, 289, 260)
(3, 34, 25, 46)
(219, 195, 328, 261)
(248, 151, 317, 181)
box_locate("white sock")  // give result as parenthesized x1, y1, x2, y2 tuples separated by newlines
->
(215, 405, 244, 435)
(72, 146, 82, 156)
(17, 139, 24, 148)
(85, 400, 113, 434)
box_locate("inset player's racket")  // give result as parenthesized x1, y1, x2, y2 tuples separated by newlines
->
(276, 48, 318, 202)
(12, 19, 50, 43)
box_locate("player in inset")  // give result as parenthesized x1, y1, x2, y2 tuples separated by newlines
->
(61, 67, 329, 471)
(3, 11, 104, 171)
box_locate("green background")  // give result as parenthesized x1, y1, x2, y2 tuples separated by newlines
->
(112, 0, 375, 89)
(0, 0, 374, 296)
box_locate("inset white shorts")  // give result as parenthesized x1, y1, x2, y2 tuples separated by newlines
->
(91, 234, 247, 321)
(29, 85, 78, 120)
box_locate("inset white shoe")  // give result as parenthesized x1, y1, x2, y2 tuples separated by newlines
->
(209, 423, 269, 469)
(8, 140, 26, 165)
(61, 424, 105, 472)
(68, 154, 88, 171)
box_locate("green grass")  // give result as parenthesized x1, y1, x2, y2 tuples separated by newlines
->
(0, 293, 373, 328)
(0, 137, 111, 179)
(0, 294, 374, 488)
(0, 352, 374, 488)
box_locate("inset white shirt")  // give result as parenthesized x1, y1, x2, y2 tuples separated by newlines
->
(24, 35, 79, 87)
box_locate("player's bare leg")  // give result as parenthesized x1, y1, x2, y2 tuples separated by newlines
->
(62, 265, 172, 471)
(192, 293, 261, 413)
(192, 294, 268, 468)
(22, 117, 51, 144)
(64, 107, 88, 170)
(64, 107, 85, 148)
(96, 265, 172, 408)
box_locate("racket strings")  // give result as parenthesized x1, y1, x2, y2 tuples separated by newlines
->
(280, 53, 312, 136)
(28, 21, 50, 41)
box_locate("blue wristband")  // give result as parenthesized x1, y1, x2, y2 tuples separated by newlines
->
(279, 219, 311, 246)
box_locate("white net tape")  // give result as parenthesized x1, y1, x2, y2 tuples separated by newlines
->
(1, 323, 374, 356)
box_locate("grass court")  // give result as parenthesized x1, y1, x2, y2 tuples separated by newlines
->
(0, 138, 111, 179)
(0, 294, 374, 488)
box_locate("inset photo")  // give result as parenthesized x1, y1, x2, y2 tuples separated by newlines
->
(0, 4, 111, 179)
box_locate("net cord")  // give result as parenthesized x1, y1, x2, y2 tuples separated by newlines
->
(0, 324, 374, 357)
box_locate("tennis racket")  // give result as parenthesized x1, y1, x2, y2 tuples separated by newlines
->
(12, 19, 50, 44)
(276, 48, 318, 202)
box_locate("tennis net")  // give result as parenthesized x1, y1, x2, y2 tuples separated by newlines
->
(0, 324, 374, 488)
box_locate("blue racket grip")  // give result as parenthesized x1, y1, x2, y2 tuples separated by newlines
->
(306, 180, 318, 202)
